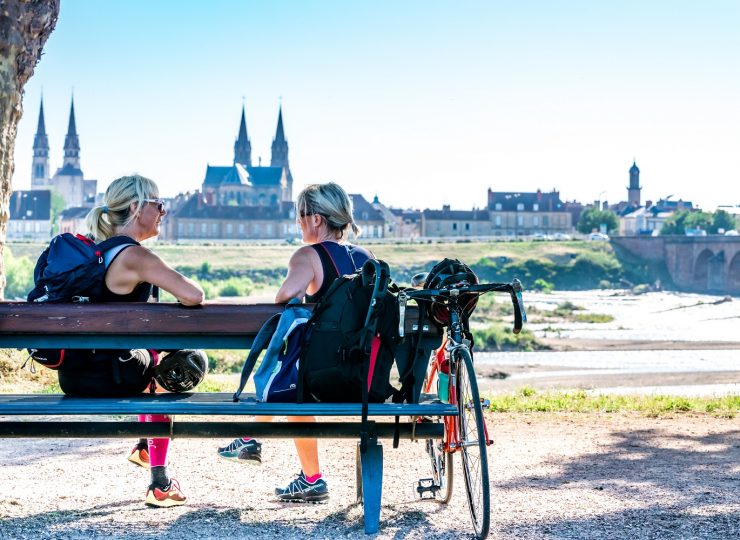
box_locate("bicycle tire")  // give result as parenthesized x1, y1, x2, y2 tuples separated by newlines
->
(455, 347, 491, 539)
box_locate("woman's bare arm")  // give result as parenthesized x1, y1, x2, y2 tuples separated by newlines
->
(275, 247, 316, 303)
(108, 246, 204, 306)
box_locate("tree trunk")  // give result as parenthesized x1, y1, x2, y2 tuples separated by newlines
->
(0, 0, 60, 299)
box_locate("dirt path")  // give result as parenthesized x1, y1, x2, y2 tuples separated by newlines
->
(0, 413, 737, 539)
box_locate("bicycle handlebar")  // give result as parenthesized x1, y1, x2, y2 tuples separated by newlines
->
(400, 278, 527, 335)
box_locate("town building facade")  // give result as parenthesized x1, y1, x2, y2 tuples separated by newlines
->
(7, 190, 51, 241)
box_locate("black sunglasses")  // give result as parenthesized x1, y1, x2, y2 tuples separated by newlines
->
(143, 198, 166, 213)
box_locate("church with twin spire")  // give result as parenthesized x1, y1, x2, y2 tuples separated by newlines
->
(199, 105, 293, 207)
(31, 97, 97, 208)
(163, 105, 302, 241)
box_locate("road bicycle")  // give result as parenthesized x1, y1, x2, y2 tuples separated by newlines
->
(399, 278, 526, 539)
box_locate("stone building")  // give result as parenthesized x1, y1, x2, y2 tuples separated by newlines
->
(421, 207, 492, 238)
(469, 189, 571, 237)
(7, 190, 51, 241)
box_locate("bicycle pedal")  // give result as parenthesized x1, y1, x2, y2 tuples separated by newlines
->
(415, 478, 440, 500)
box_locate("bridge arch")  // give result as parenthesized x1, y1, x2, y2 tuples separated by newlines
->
(729, 252, 740, 293)
(693, 249, 713, 288)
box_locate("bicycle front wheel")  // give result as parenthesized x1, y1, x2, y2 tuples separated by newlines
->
(455, 347, 490, 539)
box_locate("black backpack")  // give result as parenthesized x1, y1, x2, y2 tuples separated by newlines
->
(299, 259, 401, 404)
(24, 233, 140, 370)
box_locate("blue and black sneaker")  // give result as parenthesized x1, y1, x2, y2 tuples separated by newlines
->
(275, 471, 329, 503)
(217, 438, 262, 464)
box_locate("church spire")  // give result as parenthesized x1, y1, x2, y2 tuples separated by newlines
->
(270, 105, 289, 169)
(63, 96, 81, 169)
(31, 96, 50, 187)
(234, 104, 252, 167)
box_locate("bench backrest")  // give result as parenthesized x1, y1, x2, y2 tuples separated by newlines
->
(0, 302, 428, 350)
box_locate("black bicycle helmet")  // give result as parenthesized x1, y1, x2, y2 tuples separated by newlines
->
(154, 349, 208, 393)
(423, 258, 479, 326)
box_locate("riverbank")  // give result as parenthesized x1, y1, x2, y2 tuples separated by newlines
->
(540, 338, 740, 351)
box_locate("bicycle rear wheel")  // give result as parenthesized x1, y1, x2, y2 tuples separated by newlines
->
(426, 435, 453, 503)
(455, 347, 490, 539)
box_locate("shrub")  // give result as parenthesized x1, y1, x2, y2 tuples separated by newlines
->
(3, 248, 35, 300)
(532, 278, 554, 293)
(218, 277, 254, 297)
(471, 323, 543, 352)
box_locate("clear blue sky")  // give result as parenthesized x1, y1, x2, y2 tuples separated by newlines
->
(12, 0, 740, 211)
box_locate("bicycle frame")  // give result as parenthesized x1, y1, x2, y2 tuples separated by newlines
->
(423, 308, 492, 452)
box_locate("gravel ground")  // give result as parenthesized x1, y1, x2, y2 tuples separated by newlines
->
(0, 413, 738, 539)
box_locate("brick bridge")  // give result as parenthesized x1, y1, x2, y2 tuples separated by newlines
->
(611, 236, 740, 295)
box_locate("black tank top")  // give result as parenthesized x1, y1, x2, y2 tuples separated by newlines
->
(305, 241, 370, 303)
(99, 237, 153, 302)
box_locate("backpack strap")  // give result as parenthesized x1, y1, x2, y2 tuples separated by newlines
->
(233, 312, 282, 401)
(358, 259, 390, 454)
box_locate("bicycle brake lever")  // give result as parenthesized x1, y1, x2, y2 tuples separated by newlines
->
(398, 291, 407, 338)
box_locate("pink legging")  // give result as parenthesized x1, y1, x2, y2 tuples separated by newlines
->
(138, 350, 169, 467)
(138, 414, 170, 467)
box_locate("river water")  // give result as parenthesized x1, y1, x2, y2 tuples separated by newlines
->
(475, 290, 740, 396)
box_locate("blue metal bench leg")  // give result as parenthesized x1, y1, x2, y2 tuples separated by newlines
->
(358, 438, 383, 534)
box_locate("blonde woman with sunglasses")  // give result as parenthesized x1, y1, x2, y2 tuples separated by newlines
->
(59, 175, 204, 508)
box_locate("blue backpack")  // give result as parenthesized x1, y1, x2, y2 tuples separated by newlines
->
(28, 233, 139, 304)
(234, 299, 311, 403)
(25, 233, 139, 370)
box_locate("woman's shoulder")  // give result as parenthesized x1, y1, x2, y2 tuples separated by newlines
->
(110, 243, 158, 266)
(348, 243, 373, 259)
(289, 244, 321, 264)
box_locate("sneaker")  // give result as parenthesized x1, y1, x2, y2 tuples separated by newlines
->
(128, 444, 150, 468)
(275, 472, 329, 503)
(145, 478, 187, 508)
(217, 438, 262, 464)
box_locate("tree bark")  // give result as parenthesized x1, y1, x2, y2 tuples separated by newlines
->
(0, 0, 59, 299)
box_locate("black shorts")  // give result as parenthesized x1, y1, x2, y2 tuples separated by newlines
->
(58, 349, 154, 397)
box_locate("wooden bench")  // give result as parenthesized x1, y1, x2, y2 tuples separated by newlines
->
(0, 302, 454, 534)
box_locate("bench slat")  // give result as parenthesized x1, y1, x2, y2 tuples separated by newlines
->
(0, 302, 433, 338)
(0, 334, 254, 349)
(0, 302, 283, 335)
(0, 392, 458, 417)
(0, 421, 444, 439)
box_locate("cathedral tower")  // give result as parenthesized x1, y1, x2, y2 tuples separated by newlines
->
(628, 160, 641, 207)
(63, 97, 81, 169)
(270, 106, 289, 170)
(31, 97, 50, 188)
(234, 105, 252, 167)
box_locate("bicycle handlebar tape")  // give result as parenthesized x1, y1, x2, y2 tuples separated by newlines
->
(510, 278, 525, 334)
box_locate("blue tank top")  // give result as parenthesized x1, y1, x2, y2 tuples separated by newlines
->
(305, 241, 370, 302)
